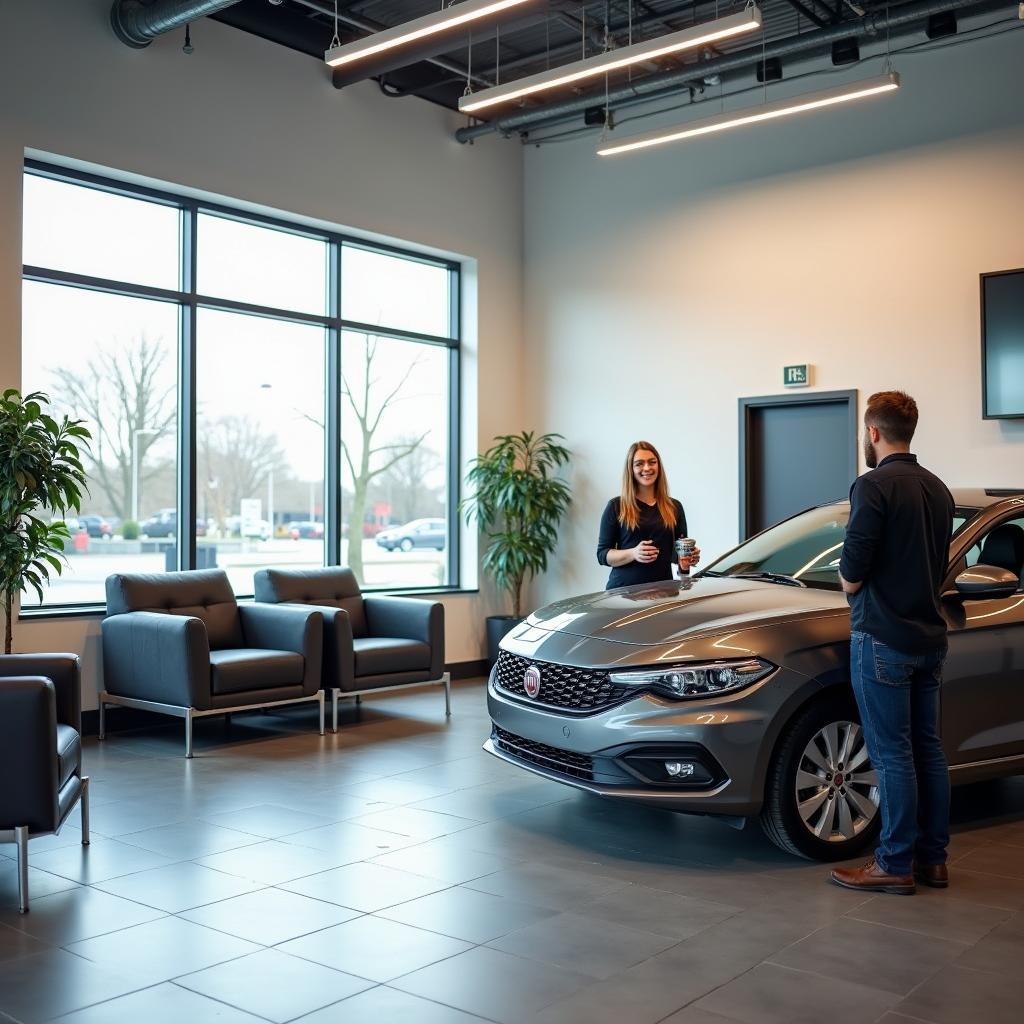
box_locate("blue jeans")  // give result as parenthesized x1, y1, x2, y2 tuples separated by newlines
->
(850, 631, 950, 876)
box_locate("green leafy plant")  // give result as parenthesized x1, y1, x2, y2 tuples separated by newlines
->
(463, 431, 571, 619)
(0, 390, 90, 652)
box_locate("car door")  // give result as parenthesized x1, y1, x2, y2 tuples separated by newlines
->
(941, 509, 1024, 765)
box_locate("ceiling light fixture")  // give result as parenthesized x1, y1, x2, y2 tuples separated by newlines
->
(597, 72, 900, 157)
(324, 0, 535, 69)
(459, 5, 763, 115)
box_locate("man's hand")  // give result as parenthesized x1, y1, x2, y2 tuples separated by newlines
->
(839, 572, 862, 595)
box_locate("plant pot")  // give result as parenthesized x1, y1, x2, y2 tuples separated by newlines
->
(486, 615, 523, 668)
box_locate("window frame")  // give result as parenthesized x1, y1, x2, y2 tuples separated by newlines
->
(20, 158, 462, 612)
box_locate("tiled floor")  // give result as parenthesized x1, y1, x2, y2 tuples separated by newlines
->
(1, 680, 1023, 1024)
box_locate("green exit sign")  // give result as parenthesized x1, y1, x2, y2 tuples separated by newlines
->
(783, 364, 811, 387)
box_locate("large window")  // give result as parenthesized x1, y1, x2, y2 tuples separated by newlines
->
(21, 163, 460, 609)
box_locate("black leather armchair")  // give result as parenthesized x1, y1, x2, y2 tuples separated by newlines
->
(101, 569, 325, 756)
(0, 654, 88, 913)
(254, 567, 448, 732)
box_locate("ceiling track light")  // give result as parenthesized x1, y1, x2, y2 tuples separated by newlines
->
(459, 5, 763, 115)
(324, 0, 535, 69)
(597, 72, 900, 157)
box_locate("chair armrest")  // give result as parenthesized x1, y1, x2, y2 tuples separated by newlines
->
(238, 604, 323, 695)
(102, 611, 212, 711)
(0, 677, 59, 832)
(364, 596, 445, 677)
(305, 605, 355, 692)
(0, 653, 80, 732)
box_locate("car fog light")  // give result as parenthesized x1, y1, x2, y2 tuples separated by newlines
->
(665, 761, 696, 777)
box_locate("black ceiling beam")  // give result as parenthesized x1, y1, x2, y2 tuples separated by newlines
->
(781, 0, 832, 27)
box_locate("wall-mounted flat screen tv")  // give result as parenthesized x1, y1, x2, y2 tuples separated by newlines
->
(982, 268, 1024, 419)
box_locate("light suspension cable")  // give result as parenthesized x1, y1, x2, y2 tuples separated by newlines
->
(324, 0, 535, 68)
(459, 5, 763, 114)
(597, 71, 900, 156)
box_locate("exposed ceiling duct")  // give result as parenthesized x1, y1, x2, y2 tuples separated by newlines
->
(110, 0, 243, 47)
(454, 0, 1003, 142)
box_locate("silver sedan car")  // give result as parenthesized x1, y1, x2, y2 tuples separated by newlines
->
(485, 489, 1024, 860)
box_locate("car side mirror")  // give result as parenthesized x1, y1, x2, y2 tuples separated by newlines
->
(953, 564, 1020, 600)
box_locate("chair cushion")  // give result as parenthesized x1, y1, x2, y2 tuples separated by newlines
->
(209, 649, 305, 696)
(353, 638, 432, 677)
(106, 569, 244, 650)
(254, 568, 367, 638)
(55, 724, 80, 789)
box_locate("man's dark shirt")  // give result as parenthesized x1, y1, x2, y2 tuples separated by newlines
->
(839, 453, 954, 654)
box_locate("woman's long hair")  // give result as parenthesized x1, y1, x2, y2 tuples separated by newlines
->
(619, 440, 677, 532)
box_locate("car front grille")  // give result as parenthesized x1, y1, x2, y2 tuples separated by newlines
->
(493, 726, 594, 781)
(493, 651, 632, 714)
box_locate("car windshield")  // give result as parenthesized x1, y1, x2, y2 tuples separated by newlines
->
(703, 504, 979, 591)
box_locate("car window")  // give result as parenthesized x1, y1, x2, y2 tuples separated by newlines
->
(962, 514, 1024, 590)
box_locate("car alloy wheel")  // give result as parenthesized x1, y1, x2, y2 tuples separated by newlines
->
(795, 721, 879, 843)
(400, 538, 414, 552)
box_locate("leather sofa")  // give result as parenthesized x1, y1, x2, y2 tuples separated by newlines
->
(0, 654, 89, 913)
(100, 569, 324, 757)
(254, 567, 448, 732)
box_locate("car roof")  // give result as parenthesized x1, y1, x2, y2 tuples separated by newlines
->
(826, 488, 1022, 510)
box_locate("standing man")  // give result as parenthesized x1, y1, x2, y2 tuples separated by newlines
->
(830, 391, 954, 896)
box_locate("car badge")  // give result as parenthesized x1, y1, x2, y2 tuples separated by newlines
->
(523, 666, 542, 699)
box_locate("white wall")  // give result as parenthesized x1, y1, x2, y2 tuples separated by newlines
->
(0, 0, 525, 705)
(523, 28, 1024, 607)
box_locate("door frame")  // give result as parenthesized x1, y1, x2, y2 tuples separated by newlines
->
(738, 389, 859, 540)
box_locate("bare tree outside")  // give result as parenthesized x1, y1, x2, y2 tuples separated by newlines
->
(49, 335, 175, 522)
(371, 438, 444, 525)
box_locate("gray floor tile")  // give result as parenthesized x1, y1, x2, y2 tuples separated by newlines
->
(411, 781, 570, 821)
(953, 916, 1024, 976)
(201, 803, 336, 839)
(573, 883, 741, 940)
(66, 916, 259, 984)
(661, 1009, 747, 1024)
(369, 838, 519, 884)
(279, 861, 450, 913)
(847, 892, 1011, 944)
(117, 820, 261, 859)
(769, 916, 968, 995)
(0, 949, 147, 1024)
(52, 981, 267, 1023)
(465, 860, 630, 911)
(0, 923, 52, 965)
(280, 915, 471, 982)
(489, 910, 678, 980)
(377, 885, 557, 943)
(177, 948, 373, 1023)
(1, 886, 165, 946)
(295, 986, 490, 1023)
(695, 962, 899, 1024)
(896, 963, 1024, 1023)
(194, 839, 353, 885)
(347, 807, 478, 840)
(281, 821, 417, 859)
(93, 861, 264, 914)
(954, 843, 1024, 880)
(339, 778, 461, 804)
(25, 838, 177, 884)
(939, 868, 1024, 911)
(393, 945, 592, 1023)
(0, 861, 81, 909)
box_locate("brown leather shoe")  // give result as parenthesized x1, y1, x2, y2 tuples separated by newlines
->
(915, 863, 949, 889)
(830, 859, 916, 895)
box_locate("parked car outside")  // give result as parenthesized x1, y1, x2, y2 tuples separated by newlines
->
(140, 508, 176, 538)
(375, 518, 446, 552)
(485, 489, 1024, 861)
(77, 514, 113, 539)
(289, 521, 324, 540)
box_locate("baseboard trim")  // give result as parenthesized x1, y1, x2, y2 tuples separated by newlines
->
(81, 660, 489, 737)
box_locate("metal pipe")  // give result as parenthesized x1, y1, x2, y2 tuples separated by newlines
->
(110, 0, 242, 48)
(455, 0, 988, 141)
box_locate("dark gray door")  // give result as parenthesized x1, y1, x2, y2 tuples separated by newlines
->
(740, 391, 858, 538)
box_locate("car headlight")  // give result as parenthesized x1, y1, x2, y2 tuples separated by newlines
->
(608, 658, 774, 700)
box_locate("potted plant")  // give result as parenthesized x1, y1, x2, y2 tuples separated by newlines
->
(464, 431, 571, 665)
(0, 390, 90, 652)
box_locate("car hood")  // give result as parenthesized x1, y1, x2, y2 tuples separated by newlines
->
(524, 576, 847, 647)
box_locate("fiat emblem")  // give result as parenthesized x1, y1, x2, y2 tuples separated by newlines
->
(523, 665, 542, 699)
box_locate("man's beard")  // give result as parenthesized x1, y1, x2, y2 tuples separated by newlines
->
(864, 434, 877, 469)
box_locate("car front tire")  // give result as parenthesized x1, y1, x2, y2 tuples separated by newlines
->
(760, 694, 881, 862)
(400, 538, 414, 552)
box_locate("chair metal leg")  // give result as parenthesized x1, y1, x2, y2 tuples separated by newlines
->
(98, 695, 106, 741)
(15, 826, 29, 914)
(444, 674, 452, 717)
(318, 691, 325, 736)
(355, 694, 361, 706)
(185, 708, 194, 759)
(80, 777, 90, 845)
(331, 689, 339, 733)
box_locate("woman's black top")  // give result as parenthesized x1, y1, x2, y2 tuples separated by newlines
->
(597, 497, 688, 589)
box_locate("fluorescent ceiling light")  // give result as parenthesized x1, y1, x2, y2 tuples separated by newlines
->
(597, 72, 900, 156)
(325, 0, 534, 68)
(459, 6, 763, 114)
